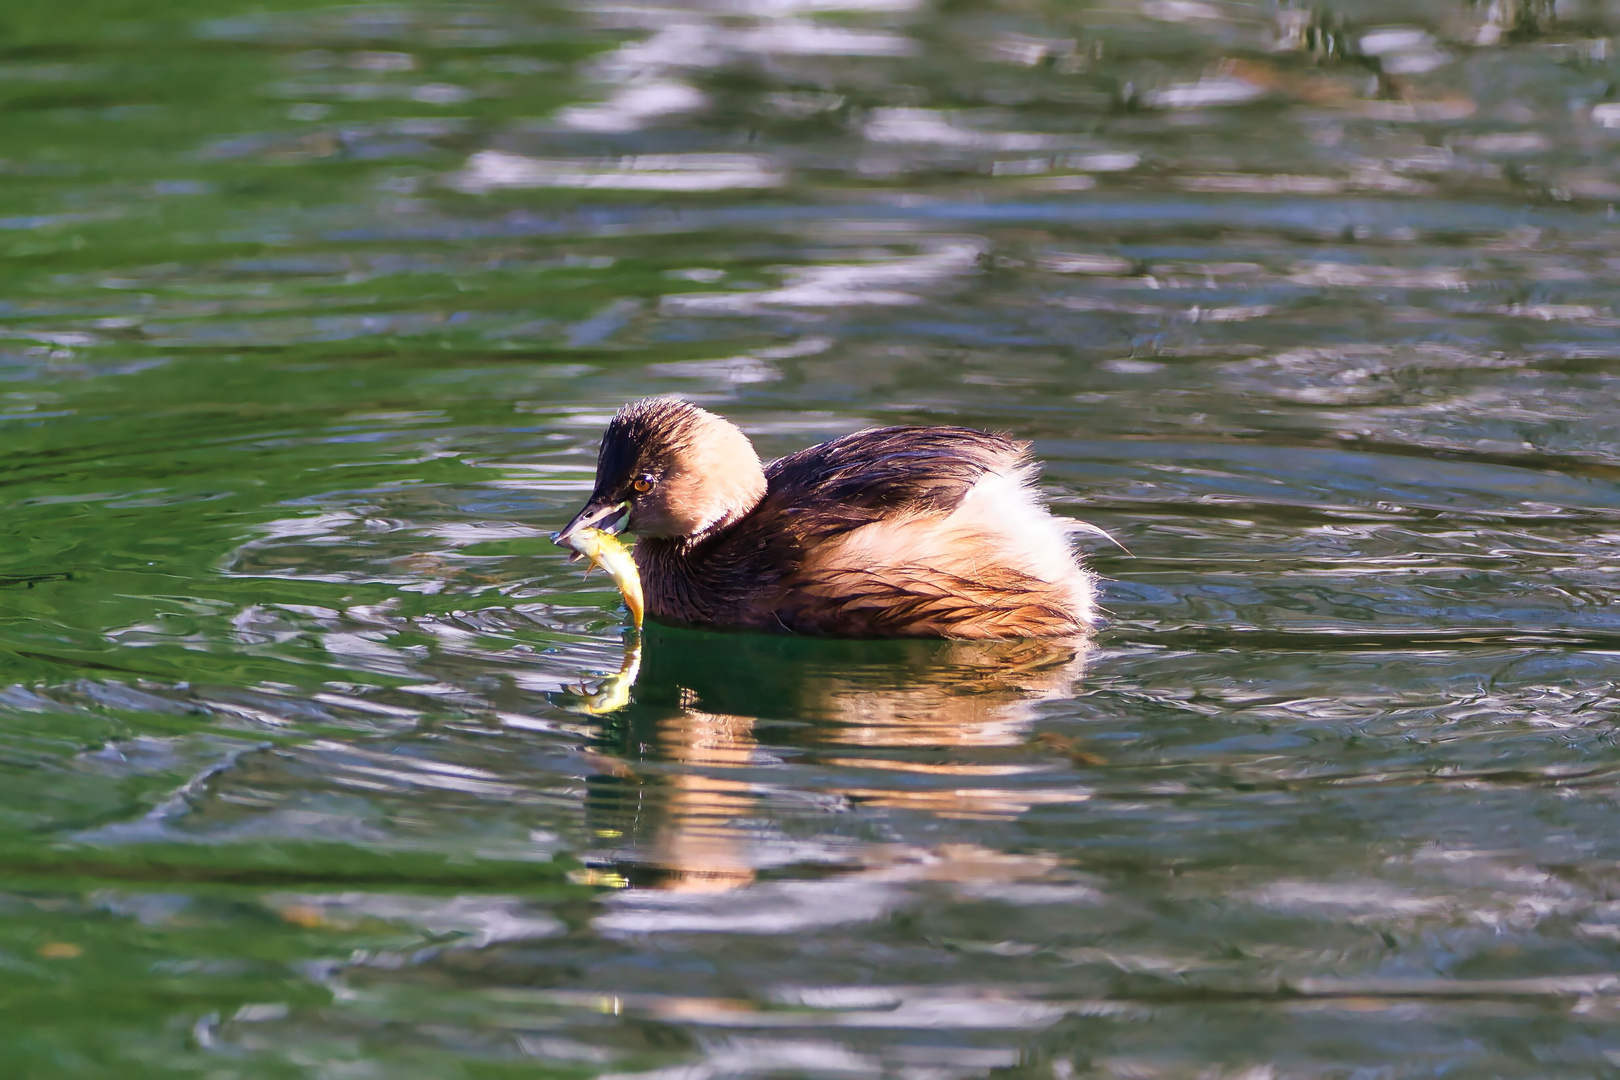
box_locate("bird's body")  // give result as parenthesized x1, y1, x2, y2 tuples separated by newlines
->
(558, 398, 1096, 639)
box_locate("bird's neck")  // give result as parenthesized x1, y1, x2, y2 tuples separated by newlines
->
(634, 532, 725, 623)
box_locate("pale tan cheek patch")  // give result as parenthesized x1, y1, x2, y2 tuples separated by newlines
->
(638, 442, 768, 538)
(629, 478, 717, 538)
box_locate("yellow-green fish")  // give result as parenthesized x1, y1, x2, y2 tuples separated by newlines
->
(569, 639, 642, 715)
(557, 526, 644, 630)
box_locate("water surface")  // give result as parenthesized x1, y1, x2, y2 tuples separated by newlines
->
(4, 0, 1620, 1074)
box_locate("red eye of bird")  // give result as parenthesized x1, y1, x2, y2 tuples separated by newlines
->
(633, 476, 653, 493)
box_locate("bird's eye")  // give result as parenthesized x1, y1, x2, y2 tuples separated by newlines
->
(632, 475, 654, 494)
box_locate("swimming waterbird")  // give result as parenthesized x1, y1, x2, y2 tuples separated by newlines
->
(555, 397, 1097, 639)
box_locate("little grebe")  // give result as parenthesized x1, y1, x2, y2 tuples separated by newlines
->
(556, 398, 1096, 639)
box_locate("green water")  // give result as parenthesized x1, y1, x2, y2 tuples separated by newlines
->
(5, 0, 1620, 1074)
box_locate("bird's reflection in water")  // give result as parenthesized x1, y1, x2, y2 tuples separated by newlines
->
(577, 625, 1090, 893)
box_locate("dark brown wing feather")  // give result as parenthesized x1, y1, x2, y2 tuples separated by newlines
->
(762, 426, 1027, 535)
(776, 565, 1088, 639)
(636, 426, 1082, 637)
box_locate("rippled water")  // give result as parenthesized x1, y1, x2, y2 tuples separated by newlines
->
(6, 0, 1620, 1074)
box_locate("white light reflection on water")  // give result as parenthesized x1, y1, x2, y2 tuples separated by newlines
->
(452, 150, 785, 192)
(663, 239, 985, 311)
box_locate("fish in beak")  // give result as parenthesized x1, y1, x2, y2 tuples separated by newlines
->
(554, 497, 645, 630)
(554, 497, 629, 552)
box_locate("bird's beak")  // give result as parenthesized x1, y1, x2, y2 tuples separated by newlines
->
(554, 497, 630, 549)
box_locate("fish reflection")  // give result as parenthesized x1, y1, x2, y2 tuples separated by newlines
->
(576, 626, 1089, 892)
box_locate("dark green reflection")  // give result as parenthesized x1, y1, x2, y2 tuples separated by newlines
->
(631, 621, 1087, 722)
(582, 625, 1088, 889)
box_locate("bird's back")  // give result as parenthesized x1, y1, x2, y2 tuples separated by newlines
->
(637, 426, 1094, 638)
